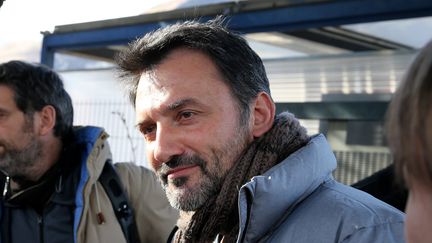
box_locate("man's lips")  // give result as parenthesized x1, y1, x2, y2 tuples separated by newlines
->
(166, 165, 199, 180)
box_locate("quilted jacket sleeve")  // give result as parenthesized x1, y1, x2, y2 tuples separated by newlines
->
(115, 163, 179, 243)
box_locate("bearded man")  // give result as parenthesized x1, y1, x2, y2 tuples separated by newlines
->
(116, 19, 405, 243)
(0, 61, 178, 243)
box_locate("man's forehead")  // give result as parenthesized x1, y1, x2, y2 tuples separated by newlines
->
(135, 74, 179, 112)
(137, 70, 163, 91)
(134, 47, 234, 114)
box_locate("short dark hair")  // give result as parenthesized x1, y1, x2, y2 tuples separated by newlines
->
(386, 40, 432, 185)
(0, 60, 74, 139)
(116, 18, 272, 124)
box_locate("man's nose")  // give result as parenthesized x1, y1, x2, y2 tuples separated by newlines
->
(152, 124, 183, 165)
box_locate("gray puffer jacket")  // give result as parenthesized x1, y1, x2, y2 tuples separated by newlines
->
(237, 134, 404, 243)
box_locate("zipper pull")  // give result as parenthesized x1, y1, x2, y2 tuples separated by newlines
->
(94, 183, 105, 224)
(97, 212, 106, 225)
(3, 176, 9, 197)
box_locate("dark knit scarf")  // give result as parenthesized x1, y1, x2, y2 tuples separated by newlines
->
(174, 112, 310, 243)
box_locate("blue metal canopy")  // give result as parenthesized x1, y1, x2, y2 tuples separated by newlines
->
(41, 0, 432, 67)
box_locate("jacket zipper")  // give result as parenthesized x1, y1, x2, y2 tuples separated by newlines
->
(38, 215, 44, 243)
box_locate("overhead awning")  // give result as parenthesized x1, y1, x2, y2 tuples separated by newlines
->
(41, 0, 432, 67)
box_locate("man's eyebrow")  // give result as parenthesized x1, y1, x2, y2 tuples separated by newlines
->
(0, 107, 10, 114)
(164, 98, 200, 113)
(135, 98, 201, 128)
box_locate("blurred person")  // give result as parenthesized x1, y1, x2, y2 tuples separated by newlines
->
(387, 40, 432, 243)
(0, 60, 178, 243)
(117, 19, 405, 243)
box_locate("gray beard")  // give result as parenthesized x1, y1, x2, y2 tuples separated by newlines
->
(164, 170, 224, 211)
(156, 117, 251, 211)
(0, 137, 42, 179)
(159, 154, 225, 211)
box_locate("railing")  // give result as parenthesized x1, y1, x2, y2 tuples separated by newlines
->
(333, 150, 392, 185)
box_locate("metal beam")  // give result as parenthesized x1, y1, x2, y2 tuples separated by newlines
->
(228, 0, 432, 33)
(41, 0, 432, 66)
(276, 101, 389, 120)
(285, 27, 415, 51)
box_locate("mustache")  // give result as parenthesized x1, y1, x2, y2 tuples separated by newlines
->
(157, 154, 206, 182)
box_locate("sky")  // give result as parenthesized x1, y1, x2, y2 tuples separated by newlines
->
(0, 0, 173, 62)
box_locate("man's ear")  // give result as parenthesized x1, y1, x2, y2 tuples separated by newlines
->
(37, 105, 56, 136)
(251, 92, 275, 138)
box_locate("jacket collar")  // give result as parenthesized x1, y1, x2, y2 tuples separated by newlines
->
(238, 134, 336, 242)
(73, 126, 110, 182)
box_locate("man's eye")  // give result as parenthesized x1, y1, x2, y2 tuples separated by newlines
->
(140, 125, 156, 135)
(179, 111, 194, 120)
(0, 112, 7, 120)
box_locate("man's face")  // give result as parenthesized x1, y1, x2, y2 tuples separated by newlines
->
(135, 48, 253, 211)
(0, 85, 41, 179)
